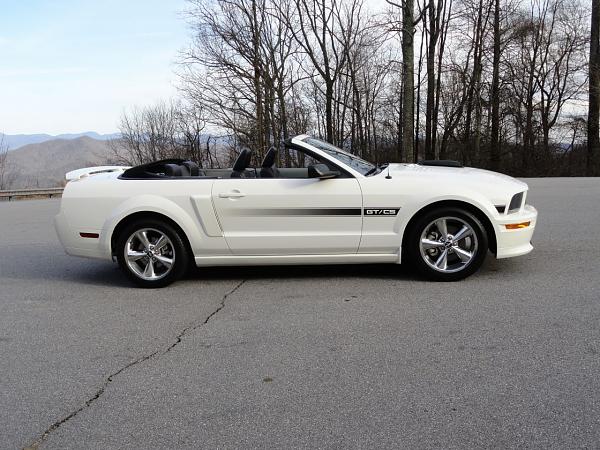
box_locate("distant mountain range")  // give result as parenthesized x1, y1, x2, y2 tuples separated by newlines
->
(2, 132, 232, 189)
(5, 136, 115, 189)
(1, 132, 120, 151)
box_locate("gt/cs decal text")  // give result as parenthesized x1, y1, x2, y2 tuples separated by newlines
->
(364, 208, 400, 216)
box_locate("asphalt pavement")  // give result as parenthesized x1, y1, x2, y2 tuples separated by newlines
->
(1, 178, 599, 449)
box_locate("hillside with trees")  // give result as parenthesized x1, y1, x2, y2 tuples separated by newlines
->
(2, 137, 113, 189)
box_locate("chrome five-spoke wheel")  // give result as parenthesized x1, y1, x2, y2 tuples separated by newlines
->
(125, 228, 176, 281)
(407, 207, 488, 281)
(419, 217, 478, 273)
(116, 219, 189, 288)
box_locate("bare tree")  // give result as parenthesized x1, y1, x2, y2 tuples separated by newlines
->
(423, 0, 451, 159)
(179, 0, 268, 156)
(501, 0, 587, 172)
(535, 1, 587, 155)
(173, 103, 212, 167)
(163, 0, 592, 175)
(111, 101, 212, 166)
(287, 0, 362, 145)
(180, 0, 305, 161)
(387, 0, 417, 160)
(590, 0, 600, 176)
(462, 0, 492, 166)
(0, 135, 15, 190)
(489, 0, 502, 170)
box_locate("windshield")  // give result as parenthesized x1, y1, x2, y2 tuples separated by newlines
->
(301, 137, 377, 176)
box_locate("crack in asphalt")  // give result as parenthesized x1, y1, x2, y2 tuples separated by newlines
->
(163, 279, 245, 354)
(23, 279, 246, 450)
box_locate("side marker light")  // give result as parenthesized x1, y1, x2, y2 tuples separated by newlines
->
(505, 222, 530, 230)
(80, 232, 100, 238)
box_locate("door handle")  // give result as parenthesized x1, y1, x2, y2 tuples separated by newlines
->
(218, 190, 246, 199)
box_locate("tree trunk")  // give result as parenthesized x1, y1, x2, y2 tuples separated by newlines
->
(424, 33, 435, 158)
(490, 0, 501, 171)
(325, 81, 334, 143)
(589, 0, 600, 176)
(401, 0, 415, 162)
(415, 16, 426, 162)
(252, 0, 264, 154)
(277, 84, 289, 140)
(463, 0, 485, 166)
(433, 0, 450, 159)
(523, 58, 537, 174)
(424, 0, 439, 160)
(397, 77, 404, 160)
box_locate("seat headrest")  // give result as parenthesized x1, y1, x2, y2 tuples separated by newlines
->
(261, 147, 278, 168)
(233, 149, 252, 172)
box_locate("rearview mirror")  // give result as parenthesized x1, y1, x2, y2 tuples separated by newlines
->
(308, 163, 340, 179)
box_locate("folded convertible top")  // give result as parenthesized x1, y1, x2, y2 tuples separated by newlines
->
(418, 160, 463, 168)
(120, 159, 189, 179)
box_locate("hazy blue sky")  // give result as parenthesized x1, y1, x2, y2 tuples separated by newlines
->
(0, 0, 189, 134)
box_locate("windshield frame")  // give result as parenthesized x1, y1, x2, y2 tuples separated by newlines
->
(298, 137, 378, 177)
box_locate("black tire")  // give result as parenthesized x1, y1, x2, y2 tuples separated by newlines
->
(405, 207, 488, 281)
(115, 218, 190, 288)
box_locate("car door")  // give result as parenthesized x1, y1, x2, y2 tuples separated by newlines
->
(211, 175, 363, 256)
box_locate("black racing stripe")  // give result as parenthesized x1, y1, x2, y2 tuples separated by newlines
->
(233, 208, 361, 216)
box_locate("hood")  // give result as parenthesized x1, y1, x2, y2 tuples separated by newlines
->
(381, 163, 528, 203)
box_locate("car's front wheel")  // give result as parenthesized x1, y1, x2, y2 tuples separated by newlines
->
(406, 207, 488, 281)
(116, 219, 189, 288)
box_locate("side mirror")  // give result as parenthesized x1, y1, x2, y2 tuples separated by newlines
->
(308, 163, 340, 179)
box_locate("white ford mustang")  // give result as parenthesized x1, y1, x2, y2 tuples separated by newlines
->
(54, 135, 537, 287)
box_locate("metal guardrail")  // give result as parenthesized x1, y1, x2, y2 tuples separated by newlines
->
(0, 187, 64, 201)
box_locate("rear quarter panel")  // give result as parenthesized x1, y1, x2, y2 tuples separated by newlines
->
(58, 176, 229, 259)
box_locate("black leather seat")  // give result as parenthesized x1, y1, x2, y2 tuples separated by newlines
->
(164, 161, 201, 177)
(231, 149, 252, 178)
(260, 147, 280, 178)
(164, 163, 183, 177)
(179, 165, 191, 177)
(182, 160, 200, 176)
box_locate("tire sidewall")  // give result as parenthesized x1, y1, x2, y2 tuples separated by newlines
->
(406, 207, 488, 281)
(116, 219, 189, 288)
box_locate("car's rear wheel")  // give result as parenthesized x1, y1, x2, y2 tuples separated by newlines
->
(406, 207, 488, 281)
(116, 219, 189, 288)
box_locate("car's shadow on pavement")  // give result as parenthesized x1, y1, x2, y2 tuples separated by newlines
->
(186, 254, 512, 284)
(185, 249, 516, 283)
(188, 262, 413, 282)
(3, 242, 515, 288)
(67, 259, 511, 288)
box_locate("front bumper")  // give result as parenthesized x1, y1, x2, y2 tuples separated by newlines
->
(495, 204, 537, 259)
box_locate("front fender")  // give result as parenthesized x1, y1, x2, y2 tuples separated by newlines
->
(395, 191, 501, 255)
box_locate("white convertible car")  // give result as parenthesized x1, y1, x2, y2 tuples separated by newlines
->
(54, 135, 537, 287)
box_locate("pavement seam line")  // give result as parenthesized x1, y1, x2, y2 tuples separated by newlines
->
(23, 279, 247, 450)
